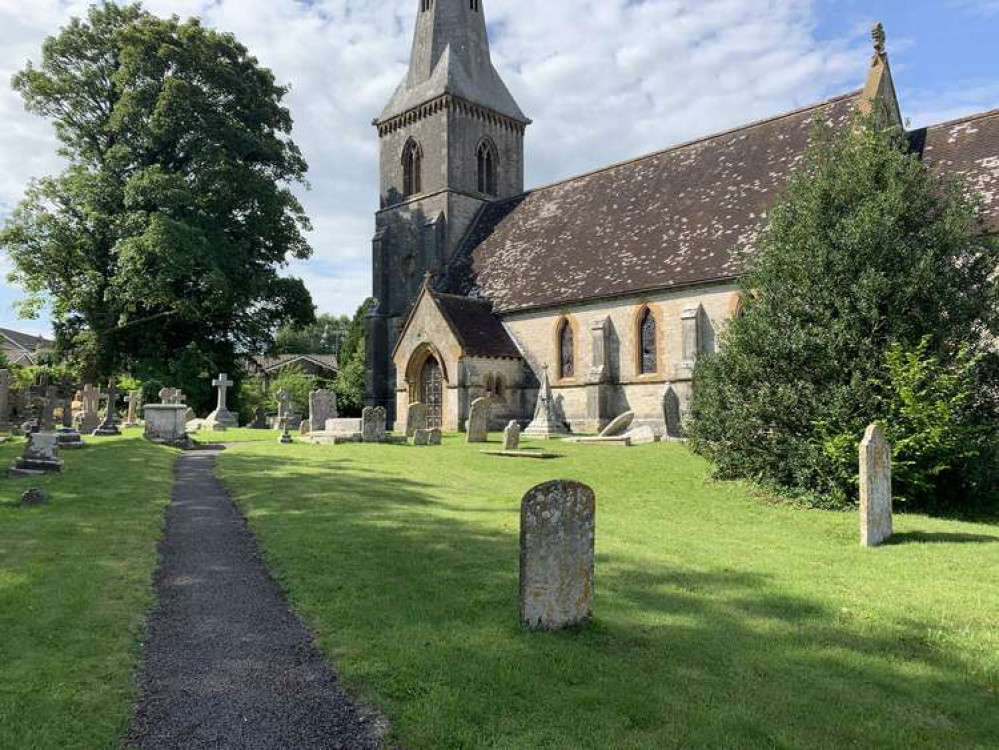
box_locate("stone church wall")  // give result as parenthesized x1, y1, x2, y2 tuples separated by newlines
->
(501, 282, 740, 434)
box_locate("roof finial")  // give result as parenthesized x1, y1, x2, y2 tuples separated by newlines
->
(423, 270, 435, 289)
(872, 22, 886, 57)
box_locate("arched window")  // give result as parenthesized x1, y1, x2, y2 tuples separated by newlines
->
(639, 306, 657, 375)
(477, 139, 497, 196)
(558, 319, 575, 379)
(402, 140, 422, 198)
(470, 0, 479, 11)
(421, 0, 433, 11)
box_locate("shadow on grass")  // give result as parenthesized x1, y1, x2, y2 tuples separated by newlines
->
(887, 530, 999, 545)
(218, 449, 999, 749)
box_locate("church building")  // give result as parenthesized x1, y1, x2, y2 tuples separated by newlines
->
(366, 0, 999, 435)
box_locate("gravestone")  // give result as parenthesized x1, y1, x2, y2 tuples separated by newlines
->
(276, 389, 294, 444)
(204, 373, 238, 431)
(184, 407, 196, 423)
(664, 386, 683, 440)
(77, 384, 101, 434)
(0, 369, 10, 431)
(519, 480, 596, 630)
(39, 386, 59, 432)
(523, 366, 569, 439)
(251, 405, 268, 429)
(362, 406, 387, 443)
(623, 425, 658, 445)
(123, 390, 142, 428)
(21, 488, 47, 506)
(407, 402, 427, 438)
(93, 381, 122, 436)
(503, 421, 521, 451)
(860, 424, 893, 547)
(413, 428, 430, 446)
(599, 411, 634, 438)
(278, 417, 294, 444)
(144, 390, 191, 447)
(427, 427, 442, 446)
(309, 389, 335, 435)
(466, 397, 491, 443)
(10, 432, 64, 476)
(299, 420, 311, 435)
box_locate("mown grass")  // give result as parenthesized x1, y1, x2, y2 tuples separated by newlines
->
(0, 431, 174, 749)
(218, 435, 999, 750)
(191, 426, 282, 443)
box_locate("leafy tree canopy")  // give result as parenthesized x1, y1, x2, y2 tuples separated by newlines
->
(688, 115, 999, 511)
(272, 313, 350, 356)
(333, 298, 373, 416)
(0, 2, 315, 408)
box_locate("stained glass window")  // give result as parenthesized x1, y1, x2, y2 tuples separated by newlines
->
(559, 320, 574, 379)
(640, 307, 657, 374)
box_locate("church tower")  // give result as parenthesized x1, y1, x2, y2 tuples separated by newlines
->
(367, 0, 529, 420)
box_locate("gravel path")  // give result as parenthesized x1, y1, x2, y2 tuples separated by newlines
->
(127, 448, 382, 749)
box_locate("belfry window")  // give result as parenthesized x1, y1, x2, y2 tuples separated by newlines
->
(421, 0, 433, 11)
(470, 0, 479, 10)
(639, 307, 657, 374)
(477, 140, 497, 196)
(558, 319, 575, 379)
(403, 140, 422, 197)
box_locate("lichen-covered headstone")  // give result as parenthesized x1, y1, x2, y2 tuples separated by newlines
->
(519, 480, 596, 630)
(362, 406, 387, 443)
(599, 411, 634, 438)
(466, 397, 491, 443)
(407, 402, 427, 438)
(503, 421, 521, 450)
(860, 424, 893, 547)
(413, 428, 430, 446)
(427, 427, 442, 446)
(10, 432, 64, 476)
(309, 389, 335, 435)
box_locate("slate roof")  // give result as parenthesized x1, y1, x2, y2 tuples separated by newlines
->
(910, 108, 999, 235)
(0, 327, 53, 366)
(440, 93, 999, 314)
(431, 291, 522, 359)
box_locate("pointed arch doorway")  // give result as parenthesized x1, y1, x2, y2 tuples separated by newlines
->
(419, 356, 443, 429)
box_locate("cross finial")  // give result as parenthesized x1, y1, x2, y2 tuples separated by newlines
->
(423, 271, 435, 289)
(872, 22, 886, 57)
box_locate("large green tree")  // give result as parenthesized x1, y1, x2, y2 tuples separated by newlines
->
(688, 115, 999, 511)
(272, 313, 350, 356)
(333, 298, 373, 416)
(0, 2, 314, 407)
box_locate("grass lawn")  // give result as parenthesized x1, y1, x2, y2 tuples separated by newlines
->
(218, 435, 999, 750)
(191, 426, 281, 443)
(0, 430, 174, 749)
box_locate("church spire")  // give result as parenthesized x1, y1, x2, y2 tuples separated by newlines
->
(378, 0, 528, 125)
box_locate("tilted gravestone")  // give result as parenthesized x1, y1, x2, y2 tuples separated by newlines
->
(599, 411, 634, 438)
(466, 397, 491, 443)
(623, 425, 657, 445)
(407, 402, 427, 438)
(362, 406, 387, 443)
(860, 424, 893, 547)
(519, 480, 596, 630)
(427, 427, 442, 446)
(503, 421, 521, 451)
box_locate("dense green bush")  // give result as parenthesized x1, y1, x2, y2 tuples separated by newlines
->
(689, 115, 998, 512)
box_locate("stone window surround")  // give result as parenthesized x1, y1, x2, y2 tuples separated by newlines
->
(402, 138, 423, 198)
(632, 302, 664, 379)
(553, 314, 580, 385)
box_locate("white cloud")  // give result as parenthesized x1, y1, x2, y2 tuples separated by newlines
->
(0, 0, 989, 337)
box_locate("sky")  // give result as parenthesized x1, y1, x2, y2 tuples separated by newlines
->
(0, 0, 996, 338)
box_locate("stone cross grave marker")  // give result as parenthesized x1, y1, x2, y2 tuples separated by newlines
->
(519, 480, 596, 630)
(40, 385, 59, 431)
(407, 402, 427, 438)
(276, 389, 293, 443)
(205, 373, 238, 430)
(93, 381, 122, 436)
(503, 421, 521, 451)
(466, 396, 491, 443)
(124, 390, 142, 427)
(860, 424, 893, 547)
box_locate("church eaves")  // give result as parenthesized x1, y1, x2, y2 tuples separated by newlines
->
(378, 0, 528, 126)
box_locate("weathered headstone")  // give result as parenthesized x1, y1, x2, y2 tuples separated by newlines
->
(78, 384, 101, 434)
(184, 407, 196, 424)
(362, 406, 387, 443)
(0, 369, 11, 431)
(599, 411, 634, 438)
(123, 390, 142, 428)
(860, 424, 893, 548)
(523, 366, 569, 439)
(93, 381, 122, 436)
(251, 405, 269, 429)
(519, 480, 596, 630)
(39, 386, 59, 432)
(407, 402, 427, 438)
(144, 392, 191, 447)
(204, 373, 238, 431)
(309, 389, 335, 435)
(503, 421, 521, 451)
(413, 428, 430, 446)
(427, 427, 443, 446)
(664, 386, 683, 440)
(10, 432, 64, 476)
(466, 397, 491, 443)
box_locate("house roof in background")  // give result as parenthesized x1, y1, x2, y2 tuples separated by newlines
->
(249, 353, 340, 374)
